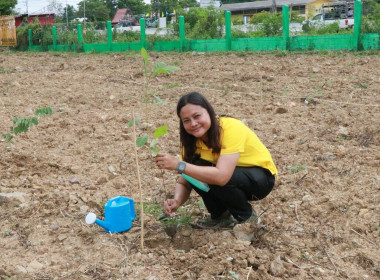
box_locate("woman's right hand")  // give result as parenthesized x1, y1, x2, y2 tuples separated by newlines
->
(164, 199, 180, 217)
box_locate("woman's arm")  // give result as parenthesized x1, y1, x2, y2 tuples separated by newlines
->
(155, 152, 240, 186)
(164, 176, 192, 217)
(185, 153, 240, 186)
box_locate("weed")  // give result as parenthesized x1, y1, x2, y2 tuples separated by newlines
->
(288, 164, 307, 173)
(165, 83, 179, 89)
(0, 67, 11, 74)
(2, 107, 52, 144)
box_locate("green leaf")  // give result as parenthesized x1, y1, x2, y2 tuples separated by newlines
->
(141, 47, 148, 66)
(150, 146, 160, 157)
(153, 125, 167, 139)
(128, 118, 141, 127)
(2, 133, 13, 143)
(153, 96, 167, 104)
(136, 134, 148, 147)
(31, 117, 38, 125)
(152, 62, 179, 76)
(150, 138, 158, 148)
(35, 107, 52, 117)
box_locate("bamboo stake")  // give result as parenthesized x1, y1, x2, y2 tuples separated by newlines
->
(132, 109, 144, 249)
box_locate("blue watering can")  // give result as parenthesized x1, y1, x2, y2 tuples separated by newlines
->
(85, 196, 135, 233)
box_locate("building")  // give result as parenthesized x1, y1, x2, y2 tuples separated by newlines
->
(222, 0, 333, 19)
(200, 0, 222, 8)
(14, 14, 55, 27)
(111, 8, 135, 27)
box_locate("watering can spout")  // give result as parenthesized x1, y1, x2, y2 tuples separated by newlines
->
(85, 212, 111, 232)
(95, 219, 110, 232)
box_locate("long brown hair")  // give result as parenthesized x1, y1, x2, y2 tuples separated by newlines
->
(176, 92, 221, 162)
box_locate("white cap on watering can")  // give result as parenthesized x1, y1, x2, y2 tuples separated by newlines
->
(85, 212, 97, 225)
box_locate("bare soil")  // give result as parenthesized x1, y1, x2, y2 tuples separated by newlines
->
(0, 50, 379, 280)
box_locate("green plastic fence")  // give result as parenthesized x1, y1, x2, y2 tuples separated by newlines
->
(27, 0, 379, 53)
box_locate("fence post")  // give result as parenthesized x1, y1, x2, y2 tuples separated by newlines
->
(77, 24, 83, 51)
(28, 29, 32, 49)
(140, 18, 146, 49)
(282, 5, 290, 51)
(107, 20, 112, 51)
(353, 0, 362, 50)
(77, 24, 83, 44)
(52, 26, 57, 51)
(225, 11, 231, 51)
(179, 16, 185, 52)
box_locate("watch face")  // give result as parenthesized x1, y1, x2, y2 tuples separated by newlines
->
(178, 161, 186, 173)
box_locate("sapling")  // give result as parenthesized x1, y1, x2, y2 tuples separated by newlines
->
(129, 113, 167, 249)
(2, 107, 52, 144)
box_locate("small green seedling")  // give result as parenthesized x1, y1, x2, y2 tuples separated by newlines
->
(288, 164, 307, 174)
(2, 107, 52, 143)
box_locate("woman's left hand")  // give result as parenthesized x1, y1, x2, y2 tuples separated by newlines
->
(154, 153, 179, 171)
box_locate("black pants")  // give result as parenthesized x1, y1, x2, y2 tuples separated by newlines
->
(191, 158, 275, 222)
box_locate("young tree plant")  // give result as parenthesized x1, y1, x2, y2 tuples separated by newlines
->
(129, 114, 168, 249)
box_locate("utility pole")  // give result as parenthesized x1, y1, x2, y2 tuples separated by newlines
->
(26, 0, 28, 14)
(84, 0, 86, 28)
(66, 0, 68, 27)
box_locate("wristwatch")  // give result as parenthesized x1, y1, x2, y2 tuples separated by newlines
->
(176, 161, 186, 174)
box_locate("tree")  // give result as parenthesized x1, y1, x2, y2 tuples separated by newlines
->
(0, 0, 16, 15)
(117, 0, 147, 15)
(105, 0, 118, 19)
(76, 0, 111, 22)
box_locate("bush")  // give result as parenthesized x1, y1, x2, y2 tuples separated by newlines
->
(16, 18, 53, 50)
(249, 11, 282, 37)
(174, 7, 224, 39)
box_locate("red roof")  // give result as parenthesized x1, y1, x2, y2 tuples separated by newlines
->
(112, 8, 132, 25)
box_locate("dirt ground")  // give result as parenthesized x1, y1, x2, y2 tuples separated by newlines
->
(0, 50, 379, 280)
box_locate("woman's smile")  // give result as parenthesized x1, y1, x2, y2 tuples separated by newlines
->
(180, 104, 211, 140)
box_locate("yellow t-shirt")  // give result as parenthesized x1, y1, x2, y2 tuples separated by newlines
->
(195, 117, 277, 175)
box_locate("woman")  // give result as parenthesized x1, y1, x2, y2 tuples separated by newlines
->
(154, 92, 277, 229)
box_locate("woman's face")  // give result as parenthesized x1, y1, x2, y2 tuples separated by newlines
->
(180, 103, 211, 141)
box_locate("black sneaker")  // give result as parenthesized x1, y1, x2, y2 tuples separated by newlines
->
(238, 209, 261, 224)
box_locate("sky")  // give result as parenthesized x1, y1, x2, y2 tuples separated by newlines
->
(15, 0, 153, 15)
(15, 0, 84, 14)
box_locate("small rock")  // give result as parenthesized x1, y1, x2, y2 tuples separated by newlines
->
(269, 256, 285, 277)
(264, 105, 273, 111)
(27, 260, 43, 273)
(275, 107, 287, 114)
(0, 192, 29, 204)
(51, 225, 59, 231)
(96, 176, 108, 185)
(338, 126, 349, 137)
(108, 165, 117, 175)
(11, 81, 21, 87)
(121, 133, 131, 140)
(80, 205, 89, 214)
(58, 234, 67, 241)
(14, 265, 27, 274)
(302, 194, 312, 202)
(312, 67, 320, 73)
(69, 178, 80, 184)
(233, 224, 254, 242)
(313, 267, 325, 276)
